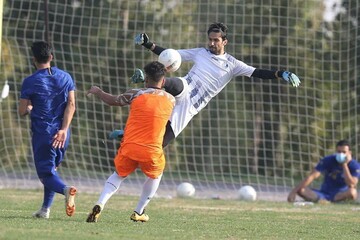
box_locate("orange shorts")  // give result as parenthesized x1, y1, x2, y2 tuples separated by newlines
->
(114, 152, 165, 179)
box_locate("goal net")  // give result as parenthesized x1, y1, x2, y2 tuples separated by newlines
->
(1, 0, 359, 201)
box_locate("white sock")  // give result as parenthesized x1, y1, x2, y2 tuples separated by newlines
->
(97, 172, 125, 208)
(135, 174, 162, 214)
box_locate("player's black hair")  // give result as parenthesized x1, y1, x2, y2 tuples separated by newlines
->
(336, 139, 351, 150)
(31, 41, 53, 64)
(144, 61, 166, 83)
(207, 22, 228, 40)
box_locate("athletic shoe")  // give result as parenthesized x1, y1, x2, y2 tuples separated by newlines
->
(109, 129, 124, 140)
(131, 68, 145, 83)
(318, 199, 331, 205)
(64, 186, 77, 217)
(86, 204, 103, 223)
(130, 211, 149, 222)
(32, 208, 50, 219)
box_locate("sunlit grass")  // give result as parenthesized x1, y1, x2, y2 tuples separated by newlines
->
(1, 189, 360, 240)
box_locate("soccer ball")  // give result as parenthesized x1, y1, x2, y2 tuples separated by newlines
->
(237, 185, 257, 201)
(158, 49, 181, 73)
(176, 182, 195, 198)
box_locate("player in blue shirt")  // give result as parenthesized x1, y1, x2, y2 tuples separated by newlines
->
(18, 41, 77, 218)
(288, 140, 360, 203)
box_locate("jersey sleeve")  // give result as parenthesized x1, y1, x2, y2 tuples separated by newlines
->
(116, 88, 141, 106)
(232, 58, 256, 78)
(349, 161, 360, 178)
(67, 73, 76, 92)
(177, 48, 202, 62)
(315, 156, 332, 172)
(20, 77, 32, 99)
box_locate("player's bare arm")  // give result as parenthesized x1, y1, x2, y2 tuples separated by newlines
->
(53, 90, 76, 149)
(87, 86, 137, 107)
(342, 163, 358, 188)
(18, 99, 33, 116)
(87, 86, 121, 106)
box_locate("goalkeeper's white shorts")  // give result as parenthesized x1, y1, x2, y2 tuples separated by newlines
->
(169, 77, 198, 137)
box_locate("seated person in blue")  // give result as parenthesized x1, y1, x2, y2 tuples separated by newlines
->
(288, 140, 360, 203)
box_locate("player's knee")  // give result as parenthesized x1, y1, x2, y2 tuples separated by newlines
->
(164, 77, 184, 97)
(36, 168, 55, 179)
(298, 187, 306, 195)
(349, 187, 357, 200)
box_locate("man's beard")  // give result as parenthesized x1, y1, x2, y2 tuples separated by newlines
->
(209, 46, 220, 55)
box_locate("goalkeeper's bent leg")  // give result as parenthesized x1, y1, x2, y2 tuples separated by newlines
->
(163, 77, 184, 97)
(163, 121, 175, 147)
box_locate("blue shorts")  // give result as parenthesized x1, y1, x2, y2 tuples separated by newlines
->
(32, 132, 70, 178)
(312, 188, 347, 202)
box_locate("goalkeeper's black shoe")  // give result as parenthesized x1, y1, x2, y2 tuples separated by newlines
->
(130, 211, 149, 222)
(86, 204, 103, 223)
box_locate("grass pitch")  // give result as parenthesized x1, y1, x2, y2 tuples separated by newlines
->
(1, 189, 360, 240)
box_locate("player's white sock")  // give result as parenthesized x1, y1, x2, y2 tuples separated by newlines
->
(97, 172, 125, 208)
(135, 174, 162, 214)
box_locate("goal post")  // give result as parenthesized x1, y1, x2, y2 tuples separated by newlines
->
(0, 0, 359, 201)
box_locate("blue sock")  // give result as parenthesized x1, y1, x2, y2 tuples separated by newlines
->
(40, 172, 66, 195)
(42, 186, 55, 209)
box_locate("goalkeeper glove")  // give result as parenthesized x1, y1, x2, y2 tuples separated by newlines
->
(134, 33, 149, 45)
(281, 71, 300, 88)
(131, 68, 145, 83)
(109, 130, 124, 140)
(134, 33, 154, 50)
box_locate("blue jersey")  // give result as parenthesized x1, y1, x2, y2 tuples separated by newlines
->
(315, 154, 360, 193)
(20, 67, 76, 135)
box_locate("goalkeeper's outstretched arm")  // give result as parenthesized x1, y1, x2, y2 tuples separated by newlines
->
(251, 69, 301, 88)
(134, 33, 165, 55)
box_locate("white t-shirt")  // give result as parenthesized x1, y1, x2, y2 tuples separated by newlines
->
(170, 48, 255, 137)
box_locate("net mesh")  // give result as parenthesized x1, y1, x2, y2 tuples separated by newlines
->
(0, 0, 359, 201)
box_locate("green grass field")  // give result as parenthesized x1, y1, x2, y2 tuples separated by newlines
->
(1, 189, 360, 240)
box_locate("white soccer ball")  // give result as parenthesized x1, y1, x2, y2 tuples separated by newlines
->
(238, 185, 257, 201)
(158, 49, 181, 73)
(176, 182, 195, 198)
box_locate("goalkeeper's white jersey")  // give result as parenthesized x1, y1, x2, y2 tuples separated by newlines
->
(170, 48, 255, 137)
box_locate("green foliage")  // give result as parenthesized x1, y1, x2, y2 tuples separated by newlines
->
(0, 37, 30, 168)
(1, 0, 359, 186)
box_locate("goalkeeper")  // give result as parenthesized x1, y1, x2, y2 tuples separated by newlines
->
(132, 22, 301, 147)
(86, 61, 175, 223)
